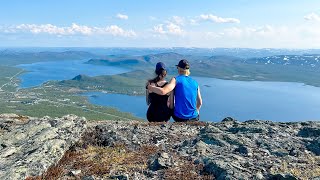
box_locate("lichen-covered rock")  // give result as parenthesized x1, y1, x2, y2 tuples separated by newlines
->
(1, 115, 320, 179)
(148, 152, 173, 171)
(78, 119, 319, 179)
(306, 137, 320, 156)
(0, 114, 86, 179)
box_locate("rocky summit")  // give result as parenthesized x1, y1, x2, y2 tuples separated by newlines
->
(0, 115, 320, 180)
(0, 114, 86, 180)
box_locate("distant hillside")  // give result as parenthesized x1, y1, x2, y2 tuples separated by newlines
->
(246, 54, 320, 69)
(0, 65, 24, 90)
(0, 51, 97, 66)
(86, 52, 192, 69)
(142, 52, 188, 64)
(85, 52, 320, 87)
(58, 70, 153, 95)
(87, 58, 147, 67)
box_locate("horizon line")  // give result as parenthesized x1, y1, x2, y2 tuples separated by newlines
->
(1, 46, 320, 50)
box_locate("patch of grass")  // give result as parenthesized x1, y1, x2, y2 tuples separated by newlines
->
(163, 157, 213, 180)
(26, 150, 79, 180)
(27, 139, 214, 180)
(0, 83, 142, 121)
(27, 144, 159, 179)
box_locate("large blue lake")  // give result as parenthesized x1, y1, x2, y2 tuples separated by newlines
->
(84, 78, 320, 122)
(16, 60, 129, 88)
(17, 60, 320, 122)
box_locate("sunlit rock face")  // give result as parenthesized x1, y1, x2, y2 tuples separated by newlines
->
(0, 114, 86, 179)
(1, 114, 320, 179)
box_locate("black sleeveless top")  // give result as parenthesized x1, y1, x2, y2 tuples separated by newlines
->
(147, 82, 171, 122)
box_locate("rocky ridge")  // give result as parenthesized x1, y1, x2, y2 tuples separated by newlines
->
(0, 114, 319, 179)
(0, 114, 86, 179)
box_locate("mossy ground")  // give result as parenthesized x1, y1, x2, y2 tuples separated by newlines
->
(27, 139, 212, 180)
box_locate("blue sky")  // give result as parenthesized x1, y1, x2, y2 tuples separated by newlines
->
(1, 0, 320, 48)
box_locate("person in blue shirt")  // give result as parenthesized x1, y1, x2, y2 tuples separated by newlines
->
(147, 59, 202, 121)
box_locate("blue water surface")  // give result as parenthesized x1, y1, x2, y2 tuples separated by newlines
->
(16, 60, 129, 88)
(16, 60, 320, 122)
(84, 77, 320, 122)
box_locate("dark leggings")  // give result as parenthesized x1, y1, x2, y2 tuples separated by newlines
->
(147, 105, 171, 122)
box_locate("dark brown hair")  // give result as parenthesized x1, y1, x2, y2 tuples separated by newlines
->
(148, 69, 167, 84)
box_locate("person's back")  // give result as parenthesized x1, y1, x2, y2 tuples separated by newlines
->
(147, 59, 202, 122)
(174, 75, 199, 120)
(146, 62, 171, 122)
(147, 82, 171, 122)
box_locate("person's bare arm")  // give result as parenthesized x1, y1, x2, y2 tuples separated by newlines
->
(196, 87, 202, 112)
(168, 90, 174, 109)
(148, 77, 176, 95)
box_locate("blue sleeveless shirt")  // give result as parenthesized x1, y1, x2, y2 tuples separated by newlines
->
(174, 75, 199, 119)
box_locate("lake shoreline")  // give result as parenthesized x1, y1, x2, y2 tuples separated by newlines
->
(13, 60, 320, 122)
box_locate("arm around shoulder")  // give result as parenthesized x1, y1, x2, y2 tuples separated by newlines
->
(148, 77, 176, 95)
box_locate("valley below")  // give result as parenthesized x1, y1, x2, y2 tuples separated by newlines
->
(1, 48, 320, 121)
(0, 48, 320, 179)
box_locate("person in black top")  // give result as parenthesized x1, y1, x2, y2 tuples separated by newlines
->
(146, 62, 172, 122)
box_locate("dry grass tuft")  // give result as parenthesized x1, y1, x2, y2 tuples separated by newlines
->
(16, 115, 29, 122)
(79, 130, 100, 147)
(163, 157, 213, 180)
(27, 144, 160, 179)
(27, 142, 213, 179)
(25, 122, 209, 179)
(26, 150, 80, 180)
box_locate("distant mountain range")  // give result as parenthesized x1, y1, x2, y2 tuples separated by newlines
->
(246, 55, 320, 68)
(85, 52, 320, 88)
(0, 48, 319, 89)
(0, 50, 98, 66)
(2, 47, 320, 57)
(86, 52, 320, 69)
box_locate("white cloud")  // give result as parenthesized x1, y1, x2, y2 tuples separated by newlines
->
(202, 24, 320, 48)
(171, 16, 185, 25)
(153, 24, 166, 34)
(2, 23, 136, 37)
(199, 14, 240, 23)
(190, 19, 199, 26)
(69, 23, 92, 35)
(166, 23, 183, 35)
(3, 21, 320, 48)
(152, 23, 184, 35)
(116, 13, 129, 20)
(103, 25, 136, 37)
(304, 12, 320, 22)
(14, 23, 93, 35)
(221, 25, 285, 39)
(16, 24, 70, 35)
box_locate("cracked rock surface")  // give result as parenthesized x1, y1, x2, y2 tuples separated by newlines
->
(1, 114, 320, 179)
(0, 114, 86, 179)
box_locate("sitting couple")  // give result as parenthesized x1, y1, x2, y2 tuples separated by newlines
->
(146, 59, 202, 122)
